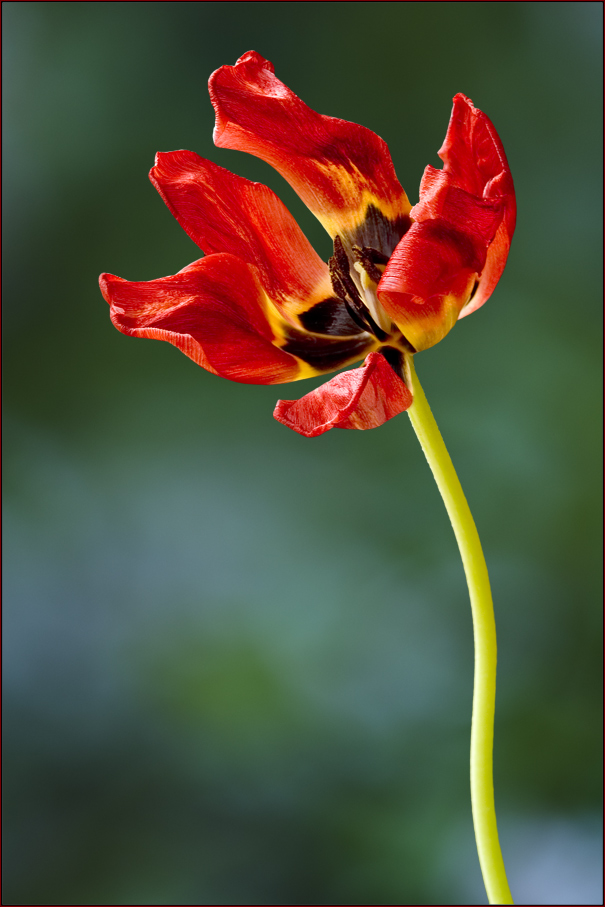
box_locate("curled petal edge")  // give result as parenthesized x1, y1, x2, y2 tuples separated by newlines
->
(378, 93, 516, 348)
(99, 255, 308, 385)
(274, 351, 413, 438)
(424, 93, 516, 318)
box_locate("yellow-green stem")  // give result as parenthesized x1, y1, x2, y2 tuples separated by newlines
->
(404, 354, 513, 906)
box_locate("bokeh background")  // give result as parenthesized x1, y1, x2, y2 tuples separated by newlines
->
(3, 3, 602, 905)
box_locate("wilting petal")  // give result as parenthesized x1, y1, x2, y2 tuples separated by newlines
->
(274, 351, 412, 438)
(378, 93, 516, 349)
(209, 51, 411, 248)
(150, 150, 335, 320)
(100, 254, 375, 385)
(418, 93, 516, 318)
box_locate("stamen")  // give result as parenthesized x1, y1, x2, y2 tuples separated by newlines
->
(352, 245, 386, 284)
(329, 237, 389, 341)
(331, 237, 366, 311)
(328, 259, 368, 333)
(341, 203, 411, 266)
(333, 235, 351, 274)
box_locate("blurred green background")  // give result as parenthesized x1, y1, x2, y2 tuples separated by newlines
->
(3, 3, 602, 905)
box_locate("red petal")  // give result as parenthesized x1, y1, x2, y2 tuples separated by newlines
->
(424, 93, 516, 317)
(437, 93, 515, 202)
(378, 220, 483, 351)
(99, 254, 307, 385)
(378, 94, 516, 349)
(273, 351, 412, 438)
(412, 166, 503, 239)
(462, 215, 512, 317)
(209, 51, 410, 238)
(149, 150, 333, 317)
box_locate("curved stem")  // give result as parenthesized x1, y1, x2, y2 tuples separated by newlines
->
(404, 354, 513, 906)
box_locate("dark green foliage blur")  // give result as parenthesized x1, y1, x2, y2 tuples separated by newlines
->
(3, 2, 602, 904)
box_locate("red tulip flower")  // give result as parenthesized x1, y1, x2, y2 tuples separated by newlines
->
(100, 51, 515, 437)
(99, 52, 520, 903)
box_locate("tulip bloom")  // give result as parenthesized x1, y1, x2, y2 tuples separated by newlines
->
(100, 51, 515, 437)
(100, 53, 519, 903)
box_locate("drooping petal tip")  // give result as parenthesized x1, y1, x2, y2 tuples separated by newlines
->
(273, 351, 413, 438)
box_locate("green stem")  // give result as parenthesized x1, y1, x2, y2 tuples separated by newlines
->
(404, 354, 513, 906)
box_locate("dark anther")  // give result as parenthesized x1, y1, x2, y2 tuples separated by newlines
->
(329, 239, 362, 307)
(351, 246, 384, 284)
(329, 236, 390, 341)
(328, 260, 347, 300)
(327, 260, 372, 334)
(327, 265, 365, 332)
(333, 235, 351, 273)
(329, 240, 372, 331)
(366, 247, 390, 265)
